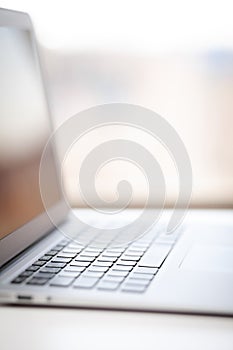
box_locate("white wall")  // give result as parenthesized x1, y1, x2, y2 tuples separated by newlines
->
(2, 0, 233, 208)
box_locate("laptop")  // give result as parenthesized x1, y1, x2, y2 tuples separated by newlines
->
(0, 8, 233, 316)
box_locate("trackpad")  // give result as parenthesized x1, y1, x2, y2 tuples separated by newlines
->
(180, 245, 233, 273)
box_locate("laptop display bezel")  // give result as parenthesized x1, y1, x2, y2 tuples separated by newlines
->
(0, 8, 69, 268)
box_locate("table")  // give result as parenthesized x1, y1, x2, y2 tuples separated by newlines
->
(1, 306, 233, 350)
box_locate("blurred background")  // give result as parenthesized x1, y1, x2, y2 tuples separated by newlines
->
(1, 0, 233, 209)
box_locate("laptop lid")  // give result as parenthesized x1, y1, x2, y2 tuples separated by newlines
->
(0, 8, 68, 268)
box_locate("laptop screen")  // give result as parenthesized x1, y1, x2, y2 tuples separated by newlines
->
(0, 26, 61, 240)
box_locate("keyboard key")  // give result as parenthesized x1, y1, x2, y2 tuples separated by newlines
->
(19, 271, 34, 278)
(97, 256, 117, 262)
(126, 278, 150, 286)
(131, 243, 149, 248)
(45, 250, 57, 257)
(81, 251, 100, 257)
(73, 277, 98, 289)
(50, 276, 74, 287)
(120, 256, 140, 262)
(59, 271, 81, 278)
(33, 260, 46, 267)
(84, 248, 103, 253)
(124, 250, 144, 256)
(27, 278, 48, 286)
(105, 248, 125, 254)
(106, 270, 129, 277)
(39, 255, 52, 262)
(53, 244, 64, 252)
(34, 272, 55, 279)
(123, 252, 143, 258)
(89, 265, 109, 272)
(138, 244, 172, 268)
(62, 248, 82, 254)
(58, 243, 69, 249)
(116, 260, 137, 266)
(67, 243, 84, 250)
(112, 265, 133, 272)
(71, 261, 91, 267)
(65, 265, 86, 272)
(11, 276, 26, 284)
(101, 252, 122, 258)
(40, 267, 61, 274)
(130, 272, 155, 280)
(121, 284, 146, 293)
(52, 257, 72, 263)
(65, 243, 81, 249)
(76, 256, 96, 262)
(97, 281, 119, 291)
(26, 265, 40, 272)
(64, 265, 86, 272)
(57, 252, 77, 258)
(46, 262, 67, 268)
(83, 271, 104, 278)
(134, 267, 158, 274)
(102, 275, 125, 283)
(52, 244, 65, 251)
(91, 261, 113, 267)
(90, 242, 109, 250)
(125, 248, 146, 254)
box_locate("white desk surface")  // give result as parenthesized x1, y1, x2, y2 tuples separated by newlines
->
(1, 306, 233, 350)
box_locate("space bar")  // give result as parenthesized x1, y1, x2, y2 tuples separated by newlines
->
(138, 244, 172, 268)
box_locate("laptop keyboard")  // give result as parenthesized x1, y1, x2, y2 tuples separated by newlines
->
(11, 227, 181, 293)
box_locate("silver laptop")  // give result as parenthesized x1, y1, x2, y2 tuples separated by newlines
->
(0, 8, 233, 316)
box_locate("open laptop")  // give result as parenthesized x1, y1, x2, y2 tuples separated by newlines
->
(0, 8, 233, 316)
